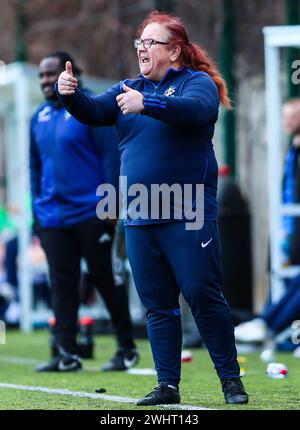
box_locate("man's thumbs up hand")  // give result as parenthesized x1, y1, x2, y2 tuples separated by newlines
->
(58, 61, 78, 95)
(65, 61, 73, 77)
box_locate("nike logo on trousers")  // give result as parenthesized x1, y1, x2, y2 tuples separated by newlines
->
(201, 237, 213, 248)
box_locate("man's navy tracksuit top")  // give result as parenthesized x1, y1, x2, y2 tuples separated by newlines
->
(30, 97, 120, 228)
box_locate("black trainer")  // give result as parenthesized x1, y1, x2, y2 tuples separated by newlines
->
(136, 382, 180, 406)
(35, 351, 82, 372)
(221, 378, 249, 404)
(101, 348, 139, 371)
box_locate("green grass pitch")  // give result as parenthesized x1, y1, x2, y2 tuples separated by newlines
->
(0, 330, 299, 410)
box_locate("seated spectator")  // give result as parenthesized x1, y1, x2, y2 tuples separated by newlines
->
(235, 274, 300, 343)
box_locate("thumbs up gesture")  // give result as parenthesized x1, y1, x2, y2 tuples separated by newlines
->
(116, 84, 144, 115)
(58, 61, 78, 95)
(65, 61, 73, 76)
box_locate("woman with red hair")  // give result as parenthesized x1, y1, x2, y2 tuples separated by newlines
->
(57, 11, 248, 406)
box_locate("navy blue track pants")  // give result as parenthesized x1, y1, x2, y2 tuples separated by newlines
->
(125, 221, 240, 386)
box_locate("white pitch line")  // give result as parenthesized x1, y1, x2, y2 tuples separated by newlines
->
(0, 383, 213, 410)
(0, 356, 40, 365)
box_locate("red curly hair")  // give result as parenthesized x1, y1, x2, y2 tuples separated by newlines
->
(137, 11, 231, 109)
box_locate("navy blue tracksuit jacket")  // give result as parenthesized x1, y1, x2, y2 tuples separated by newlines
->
(57, 67, 219, 224)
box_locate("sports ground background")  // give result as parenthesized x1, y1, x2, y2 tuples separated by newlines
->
(1, 0, 300, 413)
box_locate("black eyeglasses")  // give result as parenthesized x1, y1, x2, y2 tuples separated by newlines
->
(133, 38, 169, 49)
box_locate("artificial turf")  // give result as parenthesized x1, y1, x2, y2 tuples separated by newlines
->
(0, 330, 299, 410)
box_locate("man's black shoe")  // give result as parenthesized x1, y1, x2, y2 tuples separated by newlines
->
(35, 351, 82, 372)
(221, 378, 249, 404)
(136, 382, 180, 406)
(101, 348, 139, 371)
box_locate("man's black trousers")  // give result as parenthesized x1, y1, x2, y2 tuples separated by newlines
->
(40, 217, 135, 353)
